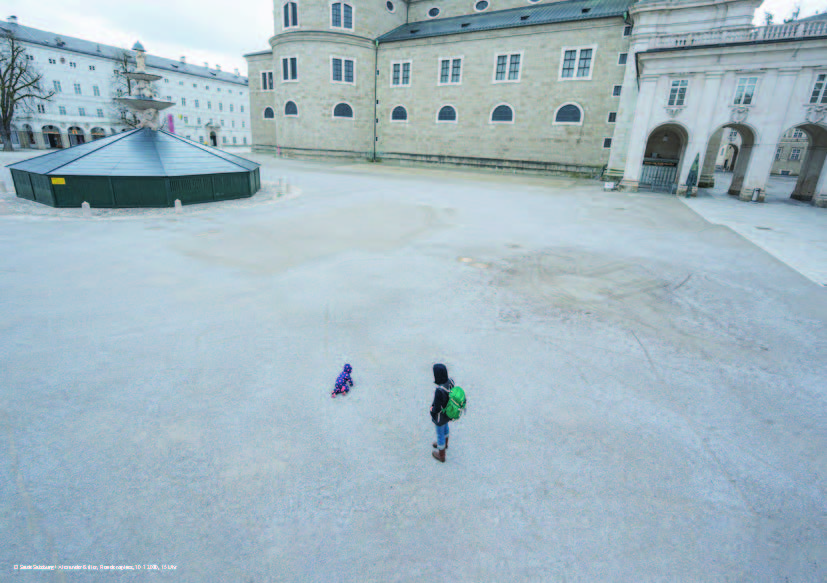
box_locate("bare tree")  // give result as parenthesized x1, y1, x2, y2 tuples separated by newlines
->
(110, 50, 140, 128)
(0, 29, 55, 151)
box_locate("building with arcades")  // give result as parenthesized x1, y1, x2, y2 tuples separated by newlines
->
(1, 16, 251, 151)
(245, 0, 827, 206)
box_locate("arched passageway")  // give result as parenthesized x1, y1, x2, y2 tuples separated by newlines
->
(701, 123, 756, 197)
(210, 131, 218, 147)
(42, 125, 62, 149)
(639, 123, 689, 192)
(781, 123, 827, 203)
(91, 127, 106, 141)
(68, 127, 85, 147)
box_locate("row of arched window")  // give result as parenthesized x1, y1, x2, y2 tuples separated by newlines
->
(263, 102, 586, 124)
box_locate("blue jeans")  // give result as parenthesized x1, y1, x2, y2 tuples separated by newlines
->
(435, 423, 449, 450)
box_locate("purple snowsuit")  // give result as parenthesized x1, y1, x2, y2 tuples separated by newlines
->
(332, 364, 353, 396)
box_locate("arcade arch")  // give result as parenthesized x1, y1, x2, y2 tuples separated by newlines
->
(42, 125, 62, 148)
(701, 123, 756, 197)
(639, 123, 688, 192)
(781, 123, 827, 203)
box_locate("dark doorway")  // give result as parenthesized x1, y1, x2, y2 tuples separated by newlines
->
(210, 132, 217, 147)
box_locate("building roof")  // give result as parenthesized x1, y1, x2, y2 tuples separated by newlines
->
(0, 22, 248, 86)
(377, 0, 632, 43)
(6, 128, 259, 176)
(797, 12, 827, 22)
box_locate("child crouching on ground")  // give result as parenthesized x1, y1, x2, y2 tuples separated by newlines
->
(331, 363, 353, 397)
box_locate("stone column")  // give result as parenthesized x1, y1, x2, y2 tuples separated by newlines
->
(620, 75, 658, 191)
(604, 45, 644, 182)
(728, 144, 751, 195)
(738, 143, 776, 201)
(812, 163, 827, 207)
(791, 145, 827, 202)
(699, 128, 723, 188)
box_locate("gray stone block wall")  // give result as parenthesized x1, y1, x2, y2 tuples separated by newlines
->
(273, 0, 407, 41)
(247, 51, 278, 148)
(376, 19, 629, 169)
(407, 0, 571, 22)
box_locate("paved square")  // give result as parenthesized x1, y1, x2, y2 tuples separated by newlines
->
(2, 153, 826, 581)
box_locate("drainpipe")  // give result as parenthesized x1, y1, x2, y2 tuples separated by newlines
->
(372, 39, 378, 162)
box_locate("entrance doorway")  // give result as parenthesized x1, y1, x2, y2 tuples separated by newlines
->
(68, 127, 85, 146)
(42, 125, 62, 148)
(640, 123, 688, 192)
(90, 127, 106, 141)
(210, 131, 217, 147)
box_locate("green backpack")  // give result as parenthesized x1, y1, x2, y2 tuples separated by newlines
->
(442, 386, 467, 420)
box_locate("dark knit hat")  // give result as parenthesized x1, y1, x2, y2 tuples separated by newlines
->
(433, 363, 449, 385)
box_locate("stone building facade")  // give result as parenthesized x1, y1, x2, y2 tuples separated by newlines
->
(246, 0, 632, 176)
(2, 17, 251, 150)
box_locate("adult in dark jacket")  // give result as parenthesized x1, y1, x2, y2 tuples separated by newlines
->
(430, 363, 454, 463)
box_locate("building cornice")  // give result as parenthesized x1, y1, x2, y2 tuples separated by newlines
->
(270, 31, 375, 50)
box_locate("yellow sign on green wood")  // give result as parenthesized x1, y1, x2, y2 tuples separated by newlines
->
(51, 177, 66, 185)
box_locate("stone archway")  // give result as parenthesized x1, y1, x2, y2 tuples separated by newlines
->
(42, 125, 62, 148)
(639, 123, 689, 192)
(705, 123, 756, 197)
(786, 123, 827, 203)
(21, 124, 36, 148)
(68, 126, 85, 147)
(90, 127, 106, 141)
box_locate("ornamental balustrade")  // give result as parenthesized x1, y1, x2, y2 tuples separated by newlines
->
(649, 21, 827, 50)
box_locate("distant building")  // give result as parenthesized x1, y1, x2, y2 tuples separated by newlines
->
(1, 16, 251, 150)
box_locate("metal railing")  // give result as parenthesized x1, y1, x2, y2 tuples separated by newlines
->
(650, 20, 827, 50)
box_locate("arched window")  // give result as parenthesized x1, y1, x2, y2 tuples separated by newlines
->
(391, 106, 407, 121)
(284, 101, 298, 116)
(554, 103, 583, 125)
(334, 103, 353, 118)
(283, 1, 298, 27)
(263, 107, 275, 119)
(491, 104, 513, 123)
(437, 105, 456, 122)
(331, 2, 353, 29)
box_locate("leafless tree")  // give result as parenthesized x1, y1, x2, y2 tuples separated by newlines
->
(110, 50, 140, 128)
(0, 29, 55, 151)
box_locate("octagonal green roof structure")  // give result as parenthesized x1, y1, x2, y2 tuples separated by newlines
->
(8, 128, 261, 208)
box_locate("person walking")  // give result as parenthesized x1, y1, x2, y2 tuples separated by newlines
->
(430, 363, 454, 463)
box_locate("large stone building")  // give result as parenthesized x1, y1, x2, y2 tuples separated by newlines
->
(245, 0, 827, 206)
(2, 16, 251, 150)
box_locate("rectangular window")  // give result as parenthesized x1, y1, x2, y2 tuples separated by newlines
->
(89, 65, 95, 71)
(494, 53, 522, 82)
(230, 104, 234, 112)
(733, 77, 758, 105)
(402, 62, 410, 84)
(612, 85, 622, 96)
(284, 1, 298, 27)
(729, 129, 738, 140)
(560, 47, 595, 80)
(790, 148, 801, 161)
(93, 85, 100, 96)
(811, 74, 827, 104)
(393, 63, 400, 85)
(184, 116, 188, 123)
(332, 2, 340, 26)
(54, 80, 61, 92)
(49, 58, 56, 64)
(208, 101, 212, 110)
(244, 137, 248, 144)
(96, 108, 104, 118)
(233, 136, 237, 144)
(344, 4, 352, 28)
(232, 120, 235, 127)
(390, 61, 411, 86)
(241, 105, 245, 113)
(623, 25, 632, 36)
(603, 138, 612, 149)
(197, 117, 201, 125)
(439, 57, 462, 85)
(69, 62, 76, 68)
(451, 59, 461, 83)
(668, 79, 688, 106)
(195, 99, 199, 108)
(243, 121, 246, 128)
(37, 104, 46, 114)
(331, 57, 354, 83)
(775, 147, 783, 161)
(608, 112, 617, 123)
(618, 53, 628, 65)
(59, 106, 66, 115)
(74, 83, 82, 95)
(792, 129, 804, 139)
(282, 57, 297, 81)
(261, 71, 274, 90)
(78, 107, 86, 116)
(182, 97, 186, 106)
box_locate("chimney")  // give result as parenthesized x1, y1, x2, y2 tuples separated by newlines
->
(7, 15, 17, 25)
(180, 55, 186, 63)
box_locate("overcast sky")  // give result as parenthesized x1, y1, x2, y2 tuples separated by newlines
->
(4, 0, 826, 78)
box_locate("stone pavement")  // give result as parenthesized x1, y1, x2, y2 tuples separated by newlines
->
(686, 171, 827, 286)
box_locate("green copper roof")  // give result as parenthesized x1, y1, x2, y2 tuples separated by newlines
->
(6, 128, 259, 177)
(378, 0, 633, 43)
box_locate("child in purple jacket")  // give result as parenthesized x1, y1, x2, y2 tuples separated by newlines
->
(331, 364, 353, 398)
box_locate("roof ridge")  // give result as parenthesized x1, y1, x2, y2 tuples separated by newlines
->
(159, 130, 259, 169)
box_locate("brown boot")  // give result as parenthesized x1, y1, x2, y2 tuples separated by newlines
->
(432, 448, 446, 463)
(432, 437, 448, 450)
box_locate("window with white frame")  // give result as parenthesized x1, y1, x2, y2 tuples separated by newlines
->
(333, 102, 353, 118)
(437, 105, 456, 122)
(281, 57, 297, 82)
(261, 71, 274, 90)
(59, 106, 66, 115)
(618, 53, 627, 65)
(810, 74, 827, 104)
(37, 104, 46, 114)
(559, 47, 594, 80)
(733, 77, 758, 105)
(78, 107, 86, 116)
(792, 129, 804, 139)
(493, 53, 522, 83)
(264, 107, 275, 119)
(208, 101, 212, 110)
(48, 58, 56, 64)
(285, 101, 298, 116)
(53, 80, 61, 92)
(668, 79, 688, 106)
(219, 103, 223, 111)
(729, 129, 737, 140)
(195, 99, 200, 108)
(331, 2, 353, 29)
(97, 108, 104, 118)
(332, 57, 355, 83)
(74, 83, 82, 95)
(491, 104, 514, 123)
(391, 61, 411, 86)
(775, 147, 783, 161)
(554, 103, 583, 125)
(790, 148, 801, 161)
(391, 105, 407, 121)
(181, 97, 186, 106)
(93, 85, 100, 96)
(283, 1, 298, 27)
(438, 58, 462, 85)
